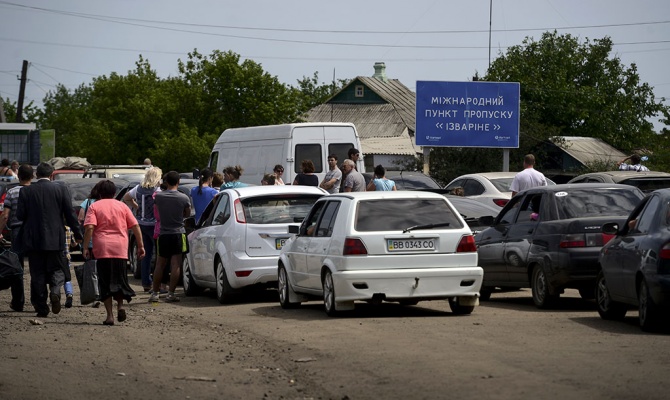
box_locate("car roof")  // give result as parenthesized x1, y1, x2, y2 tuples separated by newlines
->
(570, 170, 670, 181)
(221, 185, 328, 197)
(327, 191, 448, 200)
(522, 182, 640, 193)
(456, 172, 519, 179)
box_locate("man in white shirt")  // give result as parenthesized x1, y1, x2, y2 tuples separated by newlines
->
(617, 154, 650, 172)
(319, 154, 342, 194)
(510, 154, 547, 196)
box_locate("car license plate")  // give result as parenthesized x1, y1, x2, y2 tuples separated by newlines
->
(276, 238, 287, 250)
(387, 239, 435, 252)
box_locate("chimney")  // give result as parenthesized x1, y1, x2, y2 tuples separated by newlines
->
(372, 62, 388, 82)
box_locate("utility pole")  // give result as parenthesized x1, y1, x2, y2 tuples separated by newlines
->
(16, 60, 28, 123)
(0, 97, 6, 123)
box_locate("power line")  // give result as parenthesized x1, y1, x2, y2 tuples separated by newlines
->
(1, 0, 668, 35)
(31, 62, 97, 76)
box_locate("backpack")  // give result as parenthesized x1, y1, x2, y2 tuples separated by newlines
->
(136, 186, 157, 224)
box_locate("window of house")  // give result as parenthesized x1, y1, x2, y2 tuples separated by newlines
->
(355, 85, 364, 97)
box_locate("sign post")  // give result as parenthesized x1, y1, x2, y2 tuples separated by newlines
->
(416, 81, 520, 170)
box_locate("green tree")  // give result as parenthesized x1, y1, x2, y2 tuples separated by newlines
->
(485, 31, 667, 155)
(1, 97, 40, 123)
(177, 50, 305, 133)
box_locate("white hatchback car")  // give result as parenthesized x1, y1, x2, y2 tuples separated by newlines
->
(445, 172, 555, 208)
(278, 191, 483, 316)
(182, 185, 327, 303)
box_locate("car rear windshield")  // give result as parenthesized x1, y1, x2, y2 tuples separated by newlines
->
(242, 195, 323, 224)
(355, 198, 463, 232)
(555, 189, 642, 219)
(619, 178, 670, 193)
(490, 177, 514, 192)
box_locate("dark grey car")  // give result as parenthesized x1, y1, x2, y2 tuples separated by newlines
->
(597, 188, 670, 331)
(475, 183, 644, 308)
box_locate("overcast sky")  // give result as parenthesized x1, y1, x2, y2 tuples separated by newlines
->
(1, 0, 669, 129)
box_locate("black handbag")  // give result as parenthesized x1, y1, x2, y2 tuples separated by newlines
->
(0, 249, 23, 290)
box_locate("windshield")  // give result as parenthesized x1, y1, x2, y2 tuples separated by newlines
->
(556, 189, 642, 219)
(355, 198, 463, 232)
(242, 195, 323, 224)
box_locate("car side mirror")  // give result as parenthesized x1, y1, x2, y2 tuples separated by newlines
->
(288, 224, 300, 234)
(478, 216, 495, 226)
(601, 222, 619, 235)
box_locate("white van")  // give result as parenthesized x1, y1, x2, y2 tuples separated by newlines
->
(208, 122, 365, 186)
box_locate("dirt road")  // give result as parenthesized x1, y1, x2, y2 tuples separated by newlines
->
(1, 268, 669, 400)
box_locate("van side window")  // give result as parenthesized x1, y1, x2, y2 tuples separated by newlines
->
(328, 143, 354, 167)
(295, 144, 323, 173)
(209, 151, 219, 173)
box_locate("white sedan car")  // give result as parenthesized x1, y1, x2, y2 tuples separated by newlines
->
(278, 191, 483, 316)
(445, 172, 555, 208)
(182, 185, 327, 303)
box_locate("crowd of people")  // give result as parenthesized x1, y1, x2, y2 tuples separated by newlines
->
(1, 150, 557, 325)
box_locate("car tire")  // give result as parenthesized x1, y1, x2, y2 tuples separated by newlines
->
(531, 264, 558, 309)
(479, 286, 492, 301)
(130, 239, 141, 279)
(182, 256, 201, 297)
(595, 271, 627, 320)
(322, 269, 338, 316)
(216, 260, 234, 304)
(278, 264, 300, 309)
(639, 279, 661, 332)
(448, 297, 475, 315)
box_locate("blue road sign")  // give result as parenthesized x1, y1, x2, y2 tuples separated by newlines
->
(416, 81, 520, 148)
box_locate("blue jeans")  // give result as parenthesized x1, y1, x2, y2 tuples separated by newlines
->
(140, 224, 156, 288)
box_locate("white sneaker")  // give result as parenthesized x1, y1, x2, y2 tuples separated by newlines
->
(148, 293, 160, 302)
(164, 294, 180, 303)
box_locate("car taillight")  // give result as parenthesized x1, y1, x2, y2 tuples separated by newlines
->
(343, 238, 367, 255)
(560, 235, 586, 248)
(456, 235, 477, 252)
(602, 233, 616, 245)
(660, 243, 670, 260)
(235, 270, 252, 277)
(559, 233, 605, 248)
(234, 199, 245, 223)
(492, 198, 508, 207)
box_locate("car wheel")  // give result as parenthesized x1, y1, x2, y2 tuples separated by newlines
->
(182, 257, 201, 296)
(322, 270, 338, 316)
(130, 239, 141, 279)
(448, 297, 475, 315)
(216, 260, 234, 304)
(278, 264, 300, 309)
(479, 286, 492, 301)
(639, 279, 661, 331)
(595, 271, 627, 320)
(531, 264, 558, 309)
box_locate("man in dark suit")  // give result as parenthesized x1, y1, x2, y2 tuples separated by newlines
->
(16, 162, 82, 317)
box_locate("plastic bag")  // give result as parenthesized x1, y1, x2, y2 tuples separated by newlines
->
(74, 259, 99, 305)
(0, 250, 22, 291)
